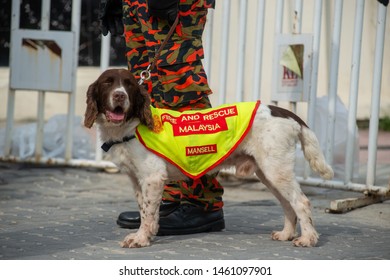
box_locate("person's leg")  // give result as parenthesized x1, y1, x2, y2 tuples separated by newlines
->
(156, 173, 224, 235)
(180, 175, 224, 211)
(118, 1, 182, 229)
(118, 0, 225, 234)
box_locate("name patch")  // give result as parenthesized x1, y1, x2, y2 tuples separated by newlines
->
(186, 144, 217, 156)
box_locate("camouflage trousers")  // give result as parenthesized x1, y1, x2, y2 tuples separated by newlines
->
(122, 0, 223, 211)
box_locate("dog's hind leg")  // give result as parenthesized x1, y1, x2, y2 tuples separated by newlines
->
(273, 180, 317, 246)
(252, 120, 318, 247)
(256, 164, 318, 247)
(256, 170, 297, 242)
(280, 180, 318, 247)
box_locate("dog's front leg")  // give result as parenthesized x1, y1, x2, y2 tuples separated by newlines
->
(127, 174, 144, 214)
(121, 174, 165, 248)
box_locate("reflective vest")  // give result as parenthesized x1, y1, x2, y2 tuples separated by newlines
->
(136, 101, 260, 179)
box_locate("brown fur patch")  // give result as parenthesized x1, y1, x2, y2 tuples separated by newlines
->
(268, 105, 309, 128)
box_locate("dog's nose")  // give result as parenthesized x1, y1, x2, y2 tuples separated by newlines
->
(113, 91, 126, 102)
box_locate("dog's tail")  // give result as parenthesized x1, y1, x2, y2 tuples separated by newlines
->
(299, 127, 334, 180)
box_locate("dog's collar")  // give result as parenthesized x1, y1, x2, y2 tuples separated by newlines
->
(101, 135, 136, 152)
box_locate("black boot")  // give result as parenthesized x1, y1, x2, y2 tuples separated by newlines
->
(157, 204, 225, 235)
(117, 203, 225, 235)
(117, 200, 179, 229)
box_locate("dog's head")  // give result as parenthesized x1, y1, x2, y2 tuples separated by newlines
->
(84, 69, 153, 130)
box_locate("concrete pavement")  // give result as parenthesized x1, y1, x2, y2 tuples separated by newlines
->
(0, 162, 389, 260)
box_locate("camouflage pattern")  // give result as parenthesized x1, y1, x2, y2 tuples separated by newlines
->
(123, 0, 215, 109)
(123, 0, 223, 211)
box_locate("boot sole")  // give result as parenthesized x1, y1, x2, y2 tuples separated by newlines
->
(157, 218, 225, 236)
(117, 218, 226, 235)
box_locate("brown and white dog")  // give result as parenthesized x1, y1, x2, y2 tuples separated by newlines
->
(84, 68, 333, 248)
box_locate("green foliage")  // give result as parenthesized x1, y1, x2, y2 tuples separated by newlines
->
(379, 116, 390, 131)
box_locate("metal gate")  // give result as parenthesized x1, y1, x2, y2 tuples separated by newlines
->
(197, 0, 389, 210)
(2, 0, 114, 169)
(3, 0, 389, 210)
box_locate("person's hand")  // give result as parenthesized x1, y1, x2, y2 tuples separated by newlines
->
(148, 0, 179, 25)
(99, 0, 124, 36)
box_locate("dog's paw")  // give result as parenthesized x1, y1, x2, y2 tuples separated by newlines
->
(292, 235, 318, 247)
(120, 233, 151, 248)
(271, 230, 295, 241)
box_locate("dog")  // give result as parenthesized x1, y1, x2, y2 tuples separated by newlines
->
(84, 68, 333, 248)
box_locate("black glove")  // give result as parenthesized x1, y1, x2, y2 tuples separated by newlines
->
(378, 0, 389, 6)
(99, 0, 124, 36)
(148, 0, 179, 25)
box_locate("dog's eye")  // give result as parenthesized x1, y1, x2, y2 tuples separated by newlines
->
(103, 77, 113, 85)
(123, 79, 132, 86)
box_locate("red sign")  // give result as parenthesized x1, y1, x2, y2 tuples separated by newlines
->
(161, 106, 238, 136)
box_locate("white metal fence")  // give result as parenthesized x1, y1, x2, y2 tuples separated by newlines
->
(196, 0, 389, 201)
(193, 0, 390, 206)
(2, 0, 389, 207)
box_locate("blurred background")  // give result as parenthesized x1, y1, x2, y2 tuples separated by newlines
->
(0, 0, 126, 67)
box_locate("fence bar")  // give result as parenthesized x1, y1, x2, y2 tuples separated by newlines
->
(325, 0, 343, 165)
(272, 0, 284, 106)
(304, 0, 323, 178)
(235, 0, 248, 102)
(289, 0, 303, 113)
(366, 2, 387, 187)
(65, 96, 75, 161)
(204, 9, 214, 80)
(307, 0, 323, 128)
(218, 0, 230, 105)
(275, 0, 284, 34)
(324, 0, 332, 78)
(65, 0, 82, 161)
(4, 90, 15, 157)
(252, 0, 265, 100)
(100, 34, 111, 72)
(345, 0, 365, 184)
(41, 0, 50, 31)
(297, 177, 390, 196)
(293, 0, 303, 34)
(0, 156, 116, 169)
(97, 33, 111, 162)
(4, 0, 20, 157)
(35, 91, 45, 161)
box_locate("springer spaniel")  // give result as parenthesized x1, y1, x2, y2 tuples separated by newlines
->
(84, 69, 333, 248)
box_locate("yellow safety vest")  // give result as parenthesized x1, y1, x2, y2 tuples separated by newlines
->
(136, 101, 260, 179)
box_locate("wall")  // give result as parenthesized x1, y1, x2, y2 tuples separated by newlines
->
(0, 0, 389, 122)
(205, 0, 390, 119)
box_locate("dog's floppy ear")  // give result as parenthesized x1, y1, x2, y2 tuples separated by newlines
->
(135, 85, 154, 131)
(84, 81, 98, 128)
